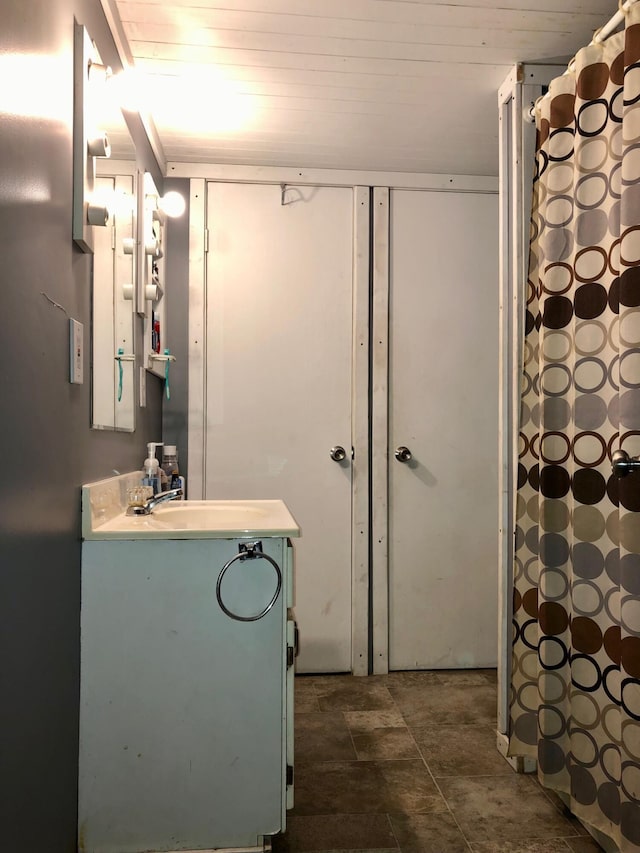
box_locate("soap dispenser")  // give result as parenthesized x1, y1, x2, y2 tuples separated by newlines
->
(142, 442, 163, 495)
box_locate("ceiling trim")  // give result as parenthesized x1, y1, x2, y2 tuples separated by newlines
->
(166, 162, 498, 192)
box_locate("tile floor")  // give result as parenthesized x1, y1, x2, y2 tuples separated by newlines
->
(272, 670, 603, 853)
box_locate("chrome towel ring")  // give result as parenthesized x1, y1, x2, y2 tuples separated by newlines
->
(216, 541, 282, 622)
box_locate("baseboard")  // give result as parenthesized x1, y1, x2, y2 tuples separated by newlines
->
(156, 847, 268, 853)
(495, 730, 536, 773)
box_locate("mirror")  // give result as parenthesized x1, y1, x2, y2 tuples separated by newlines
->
(142, 173, 169, 380)
(141, 173, 184, 388)
(91, 102, 137, 431)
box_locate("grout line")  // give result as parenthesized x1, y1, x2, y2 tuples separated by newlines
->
(404, 718, 473, 851)
(389, 683, 473, 849)
(468, 840, 589, 852)
(384, 813, 402, 851)
(343, 710, 360, 760)
(431, 771, 534, 779)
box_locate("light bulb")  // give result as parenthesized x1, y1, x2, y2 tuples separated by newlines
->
(108, 189, 135, 218)
(87, 132, 111, 158)
(158, 191, 186, 218)
(87, 202, 110, 226)
(91, 188, 133, 219)
(88, 60, 112, 84)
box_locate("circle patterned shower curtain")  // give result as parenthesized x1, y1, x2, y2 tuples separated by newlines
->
(509, 7, 640, 850)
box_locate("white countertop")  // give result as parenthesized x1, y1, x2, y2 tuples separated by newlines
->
(82, 473, 300, 540)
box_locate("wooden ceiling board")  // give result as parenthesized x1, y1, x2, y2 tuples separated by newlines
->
(133, 56, 512, 86)
(111, 0, 619, 175)
(117, 3, 606, 41)
(115, 0, 618, 17)
(125, 24, 582, 65)
(129, 43, 517, 77)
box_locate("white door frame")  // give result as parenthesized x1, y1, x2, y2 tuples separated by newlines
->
(183, 166, 497, 676)
(372, 187, 390, 675)
(351, 186, 371, 676)
(497, 64, 563, 750)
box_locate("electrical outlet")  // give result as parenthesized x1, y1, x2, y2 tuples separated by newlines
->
(69, 318, 84, 384)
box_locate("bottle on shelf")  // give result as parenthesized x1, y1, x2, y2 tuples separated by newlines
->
(161, 445, 185, 498)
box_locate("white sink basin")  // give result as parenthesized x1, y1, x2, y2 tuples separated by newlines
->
(82, 474, 300, 540)
(152, 500, 288, 531)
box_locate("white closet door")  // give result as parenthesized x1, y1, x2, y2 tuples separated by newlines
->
(204, 182, 354, 673)
(387, 189, 499, 670)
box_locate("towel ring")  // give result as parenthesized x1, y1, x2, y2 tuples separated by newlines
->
(216, 543, 282, 622)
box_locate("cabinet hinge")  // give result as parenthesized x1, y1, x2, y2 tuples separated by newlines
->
(287, 645, 294, 668)
(204, 227, 209, 253)
(286, 764, 294, 786)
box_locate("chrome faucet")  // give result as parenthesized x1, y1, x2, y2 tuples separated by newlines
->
(126, 488, 183, 516)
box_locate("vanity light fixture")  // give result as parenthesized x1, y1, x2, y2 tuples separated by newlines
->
(73, 22, 113, 253)
(158, 191, 186, 219)
(122, 282, 163, 302)
(87, 132, 111, 158)
(84, 185, 134, 230)
(144, 238, 163, 258)
(87, 59, 111, 85)
(86, 202, 110, 226)
(145, 188, 187, 221)
(145, 282, 163, 302)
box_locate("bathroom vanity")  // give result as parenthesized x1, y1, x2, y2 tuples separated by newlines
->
(79, 473, 299, 853)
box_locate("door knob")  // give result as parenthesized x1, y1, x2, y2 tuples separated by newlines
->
(330, 446, 347, 462)
(612, 449, 640, 478)
(395, 446, 412, 463)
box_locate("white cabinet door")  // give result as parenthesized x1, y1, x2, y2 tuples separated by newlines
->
(204, 182, 354, 673)
(80, 538, 287, 851)
(387, 189, 499, 670)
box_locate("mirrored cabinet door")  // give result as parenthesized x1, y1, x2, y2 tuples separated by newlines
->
(143, 172, 169, 379)
(92, 171, 136, 431)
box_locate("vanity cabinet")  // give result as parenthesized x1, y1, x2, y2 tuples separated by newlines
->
(79, 535, 296, 853)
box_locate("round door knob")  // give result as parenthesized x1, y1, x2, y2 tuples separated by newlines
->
(395, 446, 412, 463)
(330, 446, 347, 462)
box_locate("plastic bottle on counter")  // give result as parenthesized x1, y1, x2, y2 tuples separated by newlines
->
(142, 442, 163, 495)
(161, 445, 186, 498)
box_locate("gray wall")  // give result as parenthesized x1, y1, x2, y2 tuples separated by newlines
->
(0, 2, 162, 850)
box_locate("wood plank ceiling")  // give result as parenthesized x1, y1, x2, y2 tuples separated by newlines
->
(110, 0, 619, 176)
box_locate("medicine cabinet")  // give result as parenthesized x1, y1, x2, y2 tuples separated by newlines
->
(141, 173, 176, 385)
(91, 160, 137, 430)
(76, 22, 182, 423)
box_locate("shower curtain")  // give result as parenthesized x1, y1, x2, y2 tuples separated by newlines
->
(509, 6, 640, 850)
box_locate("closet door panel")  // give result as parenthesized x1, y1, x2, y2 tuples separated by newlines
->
(387, 189, 499, 670)
(204, 182, 354, 673)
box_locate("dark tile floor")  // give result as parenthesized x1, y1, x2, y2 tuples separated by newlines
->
(273, 670, 603, 853)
